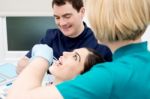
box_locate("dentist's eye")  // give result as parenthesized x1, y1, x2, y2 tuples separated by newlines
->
(64, 14, 71, 19)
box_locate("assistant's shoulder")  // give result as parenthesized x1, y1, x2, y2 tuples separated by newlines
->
(56, 65, 113, 99)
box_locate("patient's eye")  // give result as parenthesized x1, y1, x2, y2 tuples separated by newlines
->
(71, 50, 81, 62)
(73, 54, 78, 61)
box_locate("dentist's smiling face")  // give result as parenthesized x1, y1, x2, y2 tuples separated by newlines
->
(53, 2, 85, 38)
(49, 48, 89, 81)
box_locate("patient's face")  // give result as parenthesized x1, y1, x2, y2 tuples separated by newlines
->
(49, 48, 90, 81)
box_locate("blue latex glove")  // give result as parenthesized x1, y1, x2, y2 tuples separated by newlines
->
(31, 44, 53, 65)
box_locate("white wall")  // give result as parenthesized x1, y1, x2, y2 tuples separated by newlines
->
(0, 0, 53, 16)
(142, 25, 150, 50)
(0, 17, 5, 61)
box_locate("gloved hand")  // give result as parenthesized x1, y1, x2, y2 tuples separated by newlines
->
(31, 44, 53, 65)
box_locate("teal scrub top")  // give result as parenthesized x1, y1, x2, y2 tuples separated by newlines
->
(57, 42, 150, 99)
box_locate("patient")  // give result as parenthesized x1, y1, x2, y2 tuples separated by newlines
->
(6, 44, 105, 99)
(48, 47, 105, 85)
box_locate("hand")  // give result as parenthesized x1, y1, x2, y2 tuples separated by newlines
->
(31, 44, 53, 65)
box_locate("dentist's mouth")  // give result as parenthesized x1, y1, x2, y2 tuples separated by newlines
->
(61, 25, 72, 31)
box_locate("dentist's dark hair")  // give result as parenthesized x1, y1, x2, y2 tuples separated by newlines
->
(52, 0, 84, 12)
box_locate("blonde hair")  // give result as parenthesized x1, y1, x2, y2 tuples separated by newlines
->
(86, 0, 150, 42)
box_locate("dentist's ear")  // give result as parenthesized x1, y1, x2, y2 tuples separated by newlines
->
(80, 7, 85, 18)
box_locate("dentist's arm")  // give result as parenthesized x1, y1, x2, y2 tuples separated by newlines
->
(7, 44, 63, 99)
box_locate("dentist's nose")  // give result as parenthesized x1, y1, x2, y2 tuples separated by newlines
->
(58, 18, 67, 26)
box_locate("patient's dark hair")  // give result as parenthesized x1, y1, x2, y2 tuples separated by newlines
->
(81, 48, 105, 74)
(52, 0, 84, 12)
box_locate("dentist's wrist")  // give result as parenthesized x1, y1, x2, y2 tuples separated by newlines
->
(31, 44, 54, 67)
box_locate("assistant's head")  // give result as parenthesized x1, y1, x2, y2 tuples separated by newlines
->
(52, 0, 85, 38)
(49, 48, 105, 81)
(86, 0, 150, 44)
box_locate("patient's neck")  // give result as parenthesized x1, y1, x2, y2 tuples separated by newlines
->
(53, 78, 63, 85)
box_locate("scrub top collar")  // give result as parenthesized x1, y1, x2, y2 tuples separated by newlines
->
(113, 41, 148, 60)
